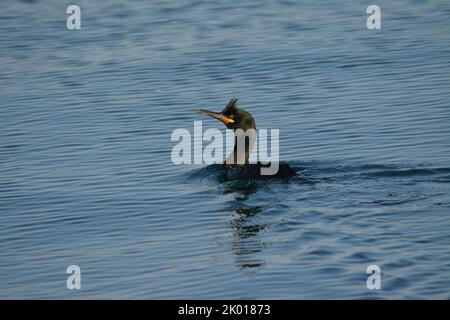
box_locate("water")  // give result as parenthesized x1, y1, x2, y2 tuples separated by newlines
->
(1, 0, 450, 299)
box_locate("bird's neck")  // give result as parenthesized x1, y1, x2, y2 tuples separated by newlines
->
(225, 129, 256, 168)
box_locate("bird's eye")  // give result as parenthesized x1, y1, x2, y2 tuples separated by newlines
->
(229, 114, 234, 119)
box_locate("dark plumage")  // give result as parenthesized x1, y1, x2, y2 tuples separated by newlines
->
(197, 98, 296, 179)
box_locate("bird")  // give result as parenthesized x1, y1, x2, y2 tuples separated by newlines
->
(196, 98, 296, 179)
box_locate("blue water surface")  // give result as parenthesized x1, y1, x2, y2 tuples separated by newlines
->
(1, 0, 450, 299)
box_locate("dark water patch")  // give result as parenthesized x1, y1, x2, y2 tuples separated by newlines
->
(307, 248, 334, 257)
(366, 168, 450, 178)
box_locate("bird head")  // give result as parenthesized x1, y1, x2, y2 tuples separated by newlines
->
(197, 98, 256, 131)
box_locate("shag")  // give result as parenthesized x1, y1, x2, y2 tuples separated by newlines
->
(197, 98, 296, 179)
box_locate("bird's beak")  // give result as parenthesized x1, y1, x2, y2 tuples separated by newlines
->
(196, 108, 235, 125)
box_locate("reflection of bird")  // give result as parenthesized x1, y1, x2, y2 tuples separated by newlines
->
(197, 98, 296, 179)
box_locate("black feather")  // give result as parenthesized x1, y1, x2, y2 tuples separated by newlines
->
(222, 98, 239, 114)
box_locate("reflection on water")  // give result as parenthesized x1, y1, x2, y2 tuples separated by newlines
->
(220, 171, 315, 270)
(224, 180, 267, 269)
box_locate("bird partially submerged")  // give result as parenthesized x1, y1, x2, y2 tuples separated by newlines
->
(197, 98, 296, 179)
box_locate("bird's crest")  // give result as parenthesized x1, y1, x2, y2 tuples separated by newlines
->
(222, 98, 239, 114)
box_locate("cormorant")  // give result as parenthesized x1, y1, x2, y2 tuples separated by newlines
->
(197, 98, 296, 179)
